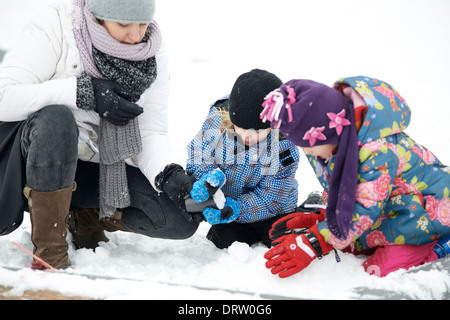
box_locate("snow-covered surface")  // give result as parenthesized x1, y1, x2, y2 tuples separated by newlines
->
(0, 0, 450, 300)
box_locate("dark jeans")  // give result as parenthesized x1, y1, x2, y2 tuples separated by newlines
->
(206, 214, 285, 249)
(72, 160, 199, 239)
(20, 105, 198, 240)
(21, 105, 78, 192)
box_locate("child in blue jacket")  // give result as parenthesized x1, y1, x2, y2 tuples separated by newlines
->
(186, 69, 299, 248)
(262, 76, 450, 277)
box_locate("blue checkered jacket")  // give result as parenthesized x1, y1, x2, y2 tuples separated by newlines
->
(186, 98, 299, 223)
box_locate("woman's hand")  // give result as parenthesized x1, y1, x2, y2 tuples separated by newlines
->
(91, 78, 143, 126)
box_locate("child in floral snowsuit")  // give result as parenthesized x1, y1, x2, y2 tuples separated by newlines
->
(263, 76, 450, 278)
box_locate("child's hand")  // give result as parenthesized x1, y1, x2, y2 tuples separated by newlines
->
(190, 168, 226, 203)
(202, 197, 240, 225)
(269, 209, 325, 243)
(264, 224, 332, 278)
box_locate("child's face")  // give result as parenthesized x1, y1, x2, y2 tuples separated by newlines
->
(303, 144, 337, 164)
(234, 126, 270, 146)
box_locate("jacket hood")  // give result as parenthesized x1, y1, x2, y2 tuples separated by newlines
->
(333, 76, 411, 145)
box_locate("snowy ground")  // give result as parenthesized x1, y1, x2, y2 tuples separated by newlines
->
(0, 0, 450, 300)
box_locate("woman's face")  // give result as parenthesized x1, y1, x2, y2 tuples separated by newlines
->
(233, 126, 271, 146)
(303, 144, 337, 164)
(101, 21, 149, 44)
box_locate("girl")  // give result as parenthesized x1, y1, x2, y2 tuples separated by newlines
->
(0, 0, 199, 269)
(262, 76, 450, 278)
(186, 69, 300, 249)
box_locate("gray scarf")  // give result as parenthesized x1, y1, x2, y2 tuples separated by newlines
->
(73, 0, 161, 218)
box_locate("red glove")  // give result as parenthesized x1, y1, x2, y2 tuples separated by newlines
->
(269, 209, 325, 242)
(264, 224, 332, 278)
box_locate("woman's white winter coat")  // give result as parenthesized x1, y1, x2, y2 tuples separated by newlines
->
(0, 0, 180, 190)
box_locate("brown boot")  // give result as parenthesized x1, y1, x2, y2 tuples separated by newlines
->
(24, 184, 75, 270)
(67, 208, 129, 250)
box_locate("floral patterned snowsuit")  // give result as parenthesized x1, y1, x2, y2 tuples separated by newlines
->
(309, 76, 450, 252)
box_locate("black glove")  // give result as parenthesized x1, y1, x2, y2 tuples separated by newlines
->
(91, 78, 143, 126)
(155, 164, 202, 222)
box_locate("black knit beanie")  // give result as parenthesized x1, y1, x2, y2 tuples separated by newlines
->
(229, 69, 282, 130)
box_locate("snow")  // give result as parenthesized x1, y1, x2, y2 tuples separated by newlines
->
(1, 0, 450, 300)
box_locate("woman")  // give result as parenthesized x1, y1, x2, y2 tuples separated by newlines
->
(186, 69, 300, 249)
(0, 0, 199, 269)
